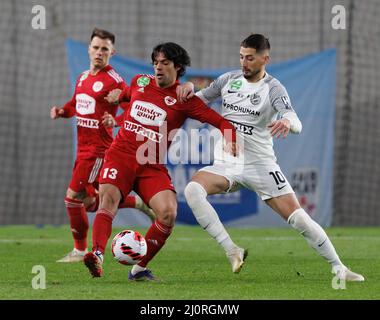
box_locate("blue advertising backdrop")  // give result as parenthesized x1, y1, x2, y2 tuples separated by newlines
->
(66, 40, 336, 227)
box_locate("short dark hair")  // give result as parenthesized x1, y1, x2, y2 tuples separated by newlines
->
(90, 28, 115, 44)
(241, 34, 270, 52)
(151, 42, 191, 78)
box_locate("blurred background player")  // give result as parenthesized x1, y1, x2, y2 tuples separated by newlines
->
(50, 28, 155, 263)
(182, 34, 364, 281)
(83, 42, 238, 280)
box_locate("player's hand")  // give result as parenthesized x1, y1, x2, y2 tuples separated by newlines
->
(176, 82, 195, 103)
(223, 142, 239, 157)
(267, 119, 290, 138)
(105, 88, 122, 105)
(102, 112, 117, 128)
(50, 106, 65, 119)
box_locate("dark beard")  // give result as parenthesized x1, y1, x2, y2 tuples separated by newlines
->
(242, 68, 261, 80)
(243, 70, 261, 80)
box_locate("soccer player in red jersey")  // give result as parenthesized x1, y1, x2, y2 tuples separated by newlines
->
(83, 42, 238, 280)
(51, 28, 155, 263)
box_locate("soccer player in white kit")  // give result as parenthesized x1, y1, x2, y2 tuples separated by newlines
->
(183, 34, 364, 281)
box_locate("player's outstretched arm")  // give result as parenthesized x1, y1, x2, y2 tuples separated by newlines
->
(217, 118, 239, 157)
(186, 100, 238, 156)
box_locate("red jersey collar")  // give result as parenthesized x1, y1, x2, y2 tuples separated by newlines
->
(151, 77, 180, 90)
(89, 64, 113, 76)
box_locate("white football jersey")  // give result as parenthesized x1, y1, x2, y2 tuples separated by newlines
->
(196, 70, 300, 165)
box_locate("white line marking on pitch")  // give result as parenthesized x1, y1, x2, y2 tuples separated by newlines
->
(175, 236, 380, 241)
(1, 236, 380, 244)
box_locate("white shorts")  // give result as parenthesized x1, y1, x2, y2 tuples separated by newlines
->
(199, 160, 294, 200)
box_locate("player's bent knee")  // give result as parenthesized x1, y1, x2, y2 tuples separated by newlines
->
(66, 188, 85, 201)
(98, 184, 121, 211)
(184, 181, 207, 205)
(287, 208, 311, 226)
(157, 210, 177, 226)
(155, 203, 177, 225)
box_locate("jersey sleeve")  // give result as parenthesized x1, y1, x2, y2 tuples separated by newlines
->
(185, 96, 236, 144)
(61, 78, 79, 118)
(119, 83, 131, 102)
(114, 112, 124, 127)
(195, 72, 232, 103)
(120, 74, 145, 102)
(119, 101, 130, 111)
(117, 79, 126, 90)
(115, 102, 130, 126)
(61, 98, 76, 118)
(269, 81, 294, 114)
(269, 80, 302, 133)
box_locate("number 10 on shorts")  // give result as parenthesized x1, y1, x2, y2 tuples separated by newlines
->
(103, 168, 118, 179)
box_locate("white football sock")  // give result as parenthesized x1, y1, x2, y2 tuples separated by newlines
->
(131, 264, 146, 275)
(287, 208, 344, 269)
(184, 181, 237, 252)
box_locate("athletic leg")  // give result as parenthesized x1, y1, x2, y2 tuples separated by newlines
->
(184, 170, 247, 273)
(266, 193, 364, 281)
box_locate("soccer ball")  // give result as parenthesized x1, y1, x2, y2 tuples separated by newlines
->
(111, 230, 147, 265)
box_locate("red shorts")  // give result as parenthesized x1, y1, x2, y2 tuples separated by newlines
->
(99, 147, 175, 205)
(69, 157, 103, 194)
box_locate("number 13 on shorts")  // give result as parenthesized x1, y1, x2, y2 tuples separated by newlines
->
(102, 167, 118, 179)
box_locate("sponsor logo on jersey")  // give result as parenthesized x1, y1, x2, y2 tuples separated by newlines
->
(76, 93, 96, 115)
(229, 120, 254, 135)
(92, 81, 103, 92)
(130, 100, 167, 126)
(137, 87, 144, 93)
(78, 71, 89, 87)
(124, 120, 163, 143)
(137, 76, 150, 87)
(222, 100, 260, 116)
(249, 93, 261, 105)
(164, 96, 177, 106)
(228, 80, 243, 93)
(76, 116, 99, 129)
(79, 71, 89, 82)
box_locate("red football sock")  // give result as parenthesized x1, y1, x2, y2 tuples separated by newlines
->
(138, 220, 173, 267)
(64, 197, 89, 251)
(91, 208, 114, 254)
(118, 195, 136, 208)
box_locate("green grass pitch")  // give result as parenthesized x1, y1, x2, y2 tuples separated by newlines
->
(0, 225, 379, 300)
